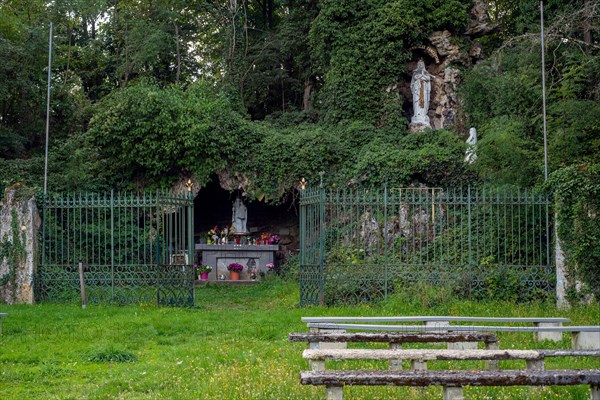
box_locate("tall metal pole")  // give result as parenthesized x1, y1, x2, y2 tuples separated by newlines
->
(540, 1, 548, 181)
(43, 22, 53, 195)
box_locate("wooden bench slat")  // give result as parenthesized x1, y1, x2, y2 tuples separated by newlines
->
(300, 369, 600, 387)
(302, 316, 571, 323)
(307, 323, 600, 333)
(289, 332, 498, 343)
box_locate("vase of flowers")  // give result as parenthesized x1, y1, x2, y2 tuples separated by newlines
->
(227, 262, 244, 280)
(196, 263, 212, 280)
(261, 232, 270, 245)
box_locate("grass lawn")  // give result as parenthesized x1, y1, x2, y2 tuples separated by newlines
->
(0, 278, 599, 399)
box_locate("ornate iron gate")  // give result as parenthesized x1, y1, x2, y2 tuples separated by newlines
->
(37, 191, 195, 306)
(299, 186, 554, 306)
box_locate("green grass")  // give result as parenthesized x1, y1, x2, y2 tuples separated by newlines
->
(0, 278, 599, 399)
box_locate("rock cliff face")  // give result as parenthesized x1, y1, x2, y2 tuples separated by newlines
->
(0, 188, 40, 304)
(404, 0, 496, 131)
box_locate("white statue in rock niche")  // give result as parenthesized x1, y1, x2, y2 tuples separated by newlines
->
(410, 59, 431, 127)
(465, 127, 477, 163)
(232, 197, 248, 233)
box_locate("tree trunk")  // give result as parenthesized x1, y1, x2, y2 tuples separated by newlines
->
(173, 21, 181, 83)
(583, 0, 592, 45)
(123, 23, 129, 87)
(303, 77, 313, 111)
(268, 0, 274, 29)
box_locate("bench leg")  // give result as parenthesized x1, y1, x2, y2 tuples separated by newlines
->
(526, 359, 545, 371)
(485, 341, 500, 370)
(316, 329, 347, 350)
(426, 320, 449, 345)
(326, 385, 343, 400)
(534, 322, 563, 342)
(309, 360, 325, 371)
(411, 360, 427, 371)
(448, 341, 478, 350)
(591, 384, 600, 400)
(443, 386, 464, 400)
(389, 342, 402, 370)
(572, 331, 600, 350)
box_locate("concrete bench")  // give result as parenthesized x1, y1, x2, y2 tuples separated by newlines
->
(300, 369, 600, 400)
(303, 316, 571, 342)
(289, 331, 499, 348)
(0, 312, 6, 335)
(306, 323, 600, 350)
(303, 348, 600, 372)
(290, 331, 501, 370)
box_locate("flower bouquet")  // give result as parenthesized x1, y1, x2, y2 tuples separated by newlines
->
(268, 234, 280, 245)
(207, 226, 219, 244)
(260, 232, 270, 244)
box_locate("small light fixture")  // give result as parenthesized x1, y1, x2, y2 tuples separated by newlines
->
(185, 179, 193, 192)
(299, 178, 307, 190)
(21, 225, 27, 233)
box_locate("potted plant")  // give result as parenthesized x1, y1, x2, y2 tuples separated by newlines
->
(227, 262, 244, 280)
(266, 263, 276, 273)
(196, 263, 212, 280)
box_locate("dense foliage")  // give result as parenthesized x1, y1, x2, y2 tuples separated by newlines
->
(1, 0, 596, 195)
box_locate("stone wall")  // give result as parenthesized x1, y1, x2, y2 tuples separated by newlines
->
(0, 188, 40, 304)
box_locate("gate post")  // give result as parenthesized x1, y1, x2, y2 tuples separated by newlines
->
(187, 188, 195, 304)
(383, 184, 388, 298)
(110, 189, 115, 301)
(318, 174, 325, 306)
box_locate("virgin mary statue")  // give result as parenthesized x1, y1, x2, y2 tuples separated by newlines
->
(410, 59, 431, 127)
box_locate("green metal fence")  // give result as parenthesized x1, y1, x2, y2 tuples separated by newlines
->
(299, 186, 554, 306)
(37, 191, 195, 306)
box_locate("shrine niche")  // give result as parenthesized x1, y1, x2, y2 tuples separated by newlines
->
(193, 178, 299, 282)
(399, 1, 495, 133)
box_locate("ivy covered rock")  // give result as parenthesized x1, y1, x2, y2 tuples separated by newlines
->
(0, 187, 40, 304)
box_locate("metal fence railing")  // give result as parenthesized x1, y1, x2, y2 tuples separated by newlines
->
(299, 186, 554, 306)
(38, 191, 195, 306)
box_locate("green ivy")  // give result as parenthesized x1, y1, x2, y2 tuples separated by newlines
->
(548, 163, 600, 302)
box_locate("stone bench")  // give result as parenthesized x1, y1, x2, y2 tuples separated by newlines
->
(290, 331, 501, 370)
(0, 312, 6, 335)
(306, 323, 600, 350)
(302, 316, 571, 342)
(300, 369, 600, 400)
(303, 348, 600, 372)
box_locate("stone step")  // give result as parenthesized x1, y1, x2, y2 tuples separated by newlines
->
(194, 279, 260, 286)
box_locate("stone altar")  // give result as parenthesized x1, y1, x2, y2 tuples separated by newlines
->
(195, 244, 278, 281)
